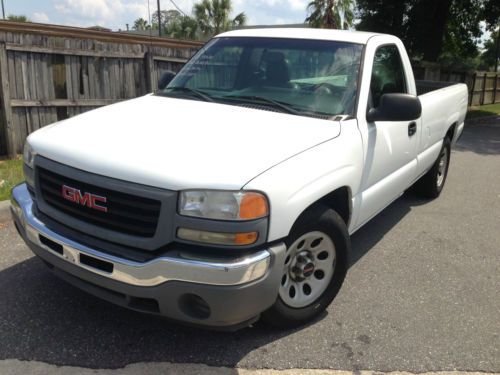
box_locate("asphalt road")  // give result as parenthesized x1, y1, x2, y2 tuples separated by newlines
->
(0, 122, 499, 373)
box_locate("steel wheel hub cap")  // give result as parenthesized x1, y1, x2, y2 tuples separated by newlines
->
(290, 252, 316, 281)
(279, 231, 336, 308)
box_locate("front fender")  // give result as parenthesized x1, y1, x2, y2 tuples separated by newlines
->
(244, 122, 363, 241)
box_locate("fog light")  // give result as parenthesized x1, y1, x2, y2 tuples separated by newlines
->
(177, 228, 258, 246)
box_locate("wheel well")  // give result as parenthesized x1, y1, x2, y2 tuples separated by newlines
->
(446, 123, 456, 141)
(309, 187, 351, 227)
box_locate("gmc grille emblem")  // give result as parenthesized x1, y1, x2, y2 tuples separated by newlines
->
(61, 185, 108, 213)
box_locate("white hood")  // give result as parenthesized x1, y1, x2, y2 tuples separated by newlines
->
(29, 95, 341, 190)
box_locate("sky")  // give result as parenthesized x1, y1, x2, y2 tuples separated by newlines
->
(3, 0, 311, 30)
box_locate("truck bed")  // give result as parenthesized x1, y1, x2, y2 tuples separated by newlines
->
(416, 80, 458, 96)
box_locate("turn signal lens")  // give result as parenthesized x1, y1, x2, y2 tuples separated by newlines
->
(239, 193, 269, 220)
(177, 228, 258, 246)
(234, 231, 259, 245)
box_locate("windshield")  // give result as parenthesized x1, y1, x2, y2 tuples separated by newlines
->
(160, 37, 364, 118)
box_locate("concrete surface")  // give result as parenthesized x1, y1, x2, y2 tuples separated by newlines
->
(0, 123, 498, 373)
(0, 200, 10, 222)
(1, 360, 499, 375)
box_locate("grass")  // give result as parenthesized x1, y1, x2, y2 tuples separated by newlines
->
(0, 158, 24, 201)
(467, 103, 500, 119)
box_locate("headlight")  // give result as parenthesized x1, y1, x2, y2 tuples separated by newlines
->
(23, 142, 36, 168)
(179, 190, 269, 221)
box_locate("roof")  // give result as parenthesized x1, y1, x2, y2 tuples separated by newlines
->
(217, 28, 381, 45)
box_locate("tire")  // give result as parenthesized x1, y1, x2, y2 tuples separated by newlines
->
(414, 137, 451, 199)
(261, 205, 350, 329)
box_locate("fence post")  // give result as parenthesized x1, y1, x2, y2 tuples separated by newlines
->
(481, 73, 487, 105)
(493, 73, 498, 104)
(144, 51, 157, 94)
(0, 42, 16, 158)
(469, 73, 476, 106)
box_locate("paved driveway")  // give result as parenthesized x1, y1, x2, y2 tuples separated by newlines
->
(0, 122, 499, 373)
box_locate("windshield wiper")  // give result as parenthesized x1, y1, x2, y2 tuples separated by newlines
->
(160, 87, 215, 102)
(222, 95, 300, 115)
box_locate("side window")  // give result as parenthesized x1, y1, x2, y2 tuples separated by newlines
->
(370, 45, 407, 108)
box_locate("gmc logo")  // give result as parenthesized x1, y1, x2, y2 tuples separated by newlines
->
(61, 185, 108, 213)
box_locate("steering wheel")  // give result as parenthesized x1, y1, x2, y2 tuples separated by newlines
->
(314, 83, 344, 100)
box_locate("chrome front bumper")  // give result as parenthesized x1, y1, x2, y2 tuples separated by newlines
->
(11, 183, 284, 287)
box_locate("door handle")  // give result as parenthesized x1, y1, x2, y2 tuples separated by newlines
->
(408, 122, 417, 137)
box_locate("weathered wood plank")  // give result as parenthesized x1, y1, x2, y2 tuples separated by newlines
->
(0, 43, 16, 157)
(153, 55, 189, 63)
(11, 98, 124, 107)
(144, 51, 156, 93)
(27, 41, 41, 131)
(7, 51, 17, 99)
(13, 51, 26, 149)
(88, 56, 97, 99)
(20, 52, 32, 134)
(34, 52, 47, 128)
(6, 43, 145, 59)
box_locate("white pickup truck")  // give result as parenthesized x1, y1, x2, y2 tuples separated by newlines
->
(11, 28, 467, 330)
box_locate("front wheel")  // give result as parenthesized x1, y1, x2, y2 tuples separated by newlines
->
(262, 205, 349, 329)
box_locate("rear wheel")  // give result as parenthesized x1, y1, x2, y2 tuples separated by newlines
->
(262, 205, 349, 329)
(414, 137, 451, 199)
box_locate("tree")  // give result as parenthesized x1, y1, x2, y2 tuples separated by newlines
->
(167, 16, 199, 40)
(132, 17, 150, 31)
(152, 9, 182, 31)
(356, 0, 410, 37)
(405, 0, 454, 61)
(194, 0, 246, 37)
(356, 0, 489, 64)
(306, 0, 354, 29)
(480, 30, 500, 71)
(7, 15, 30, 22)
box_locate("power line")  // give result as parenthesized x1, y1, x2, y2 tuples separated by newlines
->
(169, 0, 188, 17)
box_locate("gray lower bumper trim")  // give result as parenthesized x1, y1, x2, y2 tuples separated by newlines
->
(11, 183, 284, 287)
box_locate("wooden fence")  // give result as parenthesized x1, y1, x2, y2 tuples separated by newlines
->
(0, 21, 202, 157)
(469, 72, 500, 106)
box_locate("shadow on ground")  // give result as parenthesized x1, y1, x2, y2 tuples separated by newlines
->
(455, 122, 500, 155)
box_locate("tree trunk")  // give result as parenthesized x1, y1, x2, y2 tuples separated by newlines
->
(325, 0, 336, 29)
(422, 0, 452, 61)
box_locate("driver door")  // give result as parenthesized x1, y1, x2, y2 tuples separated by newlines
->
(357, 44, 419, 225)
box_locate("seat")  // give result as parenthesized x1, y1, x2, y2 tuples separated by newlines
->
(263, 52, 292, 87)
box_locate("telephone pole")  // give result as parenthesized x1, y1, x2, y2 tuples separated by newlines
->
(157, 0, 161, 36)
(1, 0, 5, 19)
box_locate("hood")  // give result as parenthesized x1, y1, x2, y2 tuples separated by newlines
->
(28, 95, 341, 190)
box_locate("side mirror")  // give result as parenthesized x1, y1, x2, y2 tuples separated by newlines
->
(158, 70, 176, 90)
(367, 93, 421, 122)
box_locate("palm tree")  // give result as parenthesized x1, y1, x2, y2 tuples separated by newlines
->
(132, 17, 150, 31)
(194, 0, 246, 37)
(167, 16, 199, 40)
(306, 0, 353, 29)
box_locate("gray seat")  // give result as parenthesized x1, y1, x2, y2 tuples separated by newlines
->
(264, 52, 292, 87)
